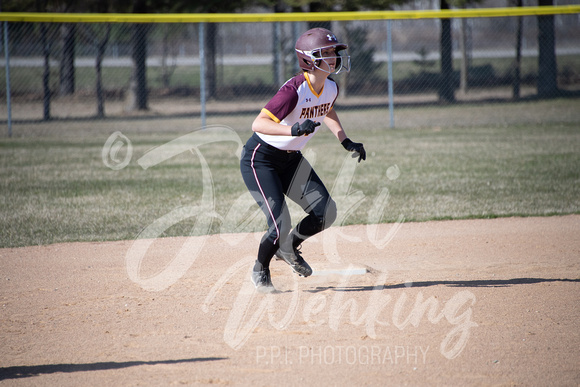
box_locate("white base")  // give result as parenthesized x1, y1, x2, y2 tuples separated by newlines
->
(311, 266, 367, 276)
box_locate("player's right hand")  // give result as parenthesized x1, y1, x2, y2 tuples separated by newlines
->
(291, 119, 320, 136)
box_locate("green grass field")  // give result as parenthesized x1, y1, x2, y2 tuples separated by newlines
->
(1, 98, 579, 248)
(3, 55, 579, 95)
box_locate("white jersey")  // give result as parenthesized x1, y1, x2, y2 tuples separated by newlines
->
(256, 72, 339, 151)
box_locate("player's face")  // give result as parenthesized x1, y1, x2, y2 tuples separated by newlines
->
(314, 47, 338, 73)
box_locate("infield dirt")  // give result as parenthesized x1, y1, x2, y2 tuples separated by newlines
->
(1, 215, 579, 386)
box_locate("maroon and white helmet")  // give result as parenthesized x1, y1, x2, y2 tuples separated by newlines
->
(295, 28, 350, 74)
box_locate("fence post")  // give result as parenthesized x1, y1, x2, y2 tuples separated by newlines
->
(387, 20, 394, 129)
(292, 22, 300, 74)
(273, 21, 284, 86)
(3, 21, 12, 137)
(199, 22, 206, 128)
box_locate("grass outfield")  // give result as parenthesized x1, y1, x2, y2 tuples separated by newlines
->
(1, 98, 579, 248)
(3, 55, 579, 93)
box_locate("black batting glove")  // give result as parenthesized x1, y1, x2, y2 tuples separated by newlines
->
(341, 138, 366, 163)
(291, 119, 320, 136)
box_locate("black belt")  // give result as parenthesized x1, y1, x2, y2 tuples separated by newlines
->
(253, 133, 300, 154)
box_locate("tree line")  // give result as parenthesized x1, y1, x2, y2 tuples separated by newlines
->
(2, 0, 561, 119)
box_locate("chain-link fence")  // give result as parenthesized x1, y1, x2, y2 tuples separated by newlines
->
(1, 9, 579, 127)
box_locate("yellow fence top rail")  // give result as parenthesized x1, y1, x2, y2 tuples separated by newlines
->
(0, 6, 579, 23)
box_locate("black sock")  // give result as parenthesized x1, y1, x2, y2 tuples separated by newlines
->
(283, 228, 307, 251)
(254, 238, 278, 271)
(253, 260, 265, 272)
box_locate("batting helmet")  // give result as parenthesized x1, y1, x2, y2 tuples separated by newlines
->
(295, 28, 350, 74)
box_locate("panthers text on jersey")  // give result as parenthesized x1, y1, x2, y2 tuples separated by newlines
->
(257, 72, 338, 151)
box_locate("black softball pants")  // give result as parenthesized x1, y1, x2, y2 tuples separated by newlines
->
(240, 133, 337, 269)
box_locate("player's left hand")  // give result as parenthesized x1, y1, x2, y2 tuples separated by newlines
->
(341, 138, 366, 163)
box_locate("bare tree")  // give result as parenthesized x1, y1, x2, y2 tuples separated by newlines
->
(95, 25, 111, 117)
(161, 24, 177, 89)
(36, 0, 52, 120)
(512, 0, 523, 100)
(537, 0, 558, 98)
(438, 0, 455, 103)
(59, 23, 75, 96)
(126, 0, 148, 111)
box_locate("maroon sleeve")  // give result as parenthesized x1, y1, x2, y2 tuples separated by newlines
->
(262, 74, 304, 123)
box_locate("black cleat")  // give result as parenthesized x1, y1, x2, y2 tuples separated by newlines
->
(251, 268, 276, 293)
(275, 246, 312, 277)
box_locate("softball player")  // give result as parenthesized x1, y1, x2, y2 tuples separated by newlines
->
(240, 28, 366, 293)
